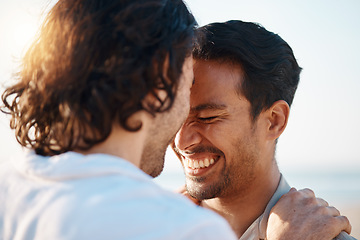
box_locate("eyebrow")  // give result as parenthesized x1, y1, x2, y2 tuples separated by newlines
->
(190, 103, 227, 114)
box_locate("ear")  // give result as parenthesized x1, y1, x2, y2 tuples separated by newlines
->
(265, 100, 290, 140)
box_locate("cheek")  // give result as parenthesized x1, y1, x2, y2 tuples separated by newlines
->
(201, 124, 237, 153)
(200, 125, 226, 147)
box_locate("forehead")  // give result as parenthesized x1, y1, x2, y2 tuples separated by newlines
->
(191, 60, 245, 107)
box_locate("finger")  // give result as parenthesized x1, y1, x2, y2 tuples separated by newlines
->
(298, 188, 315, 197)
(316, 197, 329, 207)
(288, 187, 297, 193)
(187, 195, 201, 205)
(176, 185, 187, 194)
(335, 216, 352, 234)
(178, 188, 202, 206)
(326, 206, 340, 216)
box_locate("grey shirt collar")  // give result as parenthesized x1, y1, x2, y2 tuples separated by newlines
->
(239, 174, 290, 240)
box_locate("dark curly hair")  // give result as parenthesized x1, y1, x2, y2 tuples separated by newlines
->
(193, 20, 302, 121)
(1, 0, 197, 156)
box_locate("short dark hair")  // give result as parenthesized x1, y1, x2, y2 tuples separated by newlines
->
(193, 20, 302, 121)
(1, 0, 197, 156)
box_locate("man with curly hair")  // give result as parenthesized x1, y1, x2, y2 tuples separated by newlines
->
(0, 1, 351, 240)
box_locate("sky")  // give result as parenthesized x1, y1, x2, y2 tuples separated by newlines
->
(0, 0, 359, 174)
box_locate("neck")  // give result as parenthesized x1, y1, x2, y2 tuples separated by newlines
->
(76, 120, 148, 168)
(202, 162, 280, 238)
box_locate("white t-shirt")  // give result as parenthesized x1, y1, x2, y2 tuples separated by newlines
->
(0, 151, 236, 240)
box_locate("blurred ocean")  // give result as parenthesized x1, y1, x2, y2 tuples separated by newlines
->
(154, 168, 360, 206)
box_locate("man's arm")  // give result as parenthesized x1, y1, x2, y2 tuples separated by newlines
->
(267, 188, 353, 240)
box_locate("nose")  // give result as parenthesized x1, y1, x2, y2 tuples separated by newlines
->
(174, 120, 202, 152)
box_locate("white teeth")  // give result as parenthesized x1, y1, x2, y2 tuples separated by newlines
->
(199, 160, 204, 168)
(204, 158, 210, 167)
(184, 157, 217, 169)
(193, 161, 199, 169)
(188, 160, 193, 168)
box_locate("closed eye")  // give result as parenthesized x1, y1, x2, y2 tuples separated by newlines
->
(198, 116, 217, 122)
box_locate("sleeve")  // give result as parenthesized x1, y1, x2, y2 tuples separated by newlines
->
(334, 231, 358, 240)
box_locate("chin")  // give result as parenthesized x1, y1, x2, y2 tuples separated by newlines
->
(185, 180, 212, 200)
(140, 144, 167, 177)
(149, 164, 164, 178)
(140, 154, 165, 178)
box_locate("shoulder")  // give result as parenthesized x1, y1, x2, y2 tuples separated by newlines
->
(2, 151, 236, 239)
(49, 180, 236, 239)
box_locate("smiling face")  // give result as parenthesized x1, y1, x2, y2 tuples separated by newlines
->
(173, 60, 269, 200)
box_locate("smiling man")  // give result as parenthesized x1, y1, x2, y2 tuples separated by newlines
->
(174, 20, 356, 240)
(0, 0, 353, 238)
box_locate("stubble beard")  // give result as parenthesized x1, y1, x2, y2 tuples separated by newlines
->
(185, 168, 231, 200)
(140, 120, 182, 178)
(185, 139, 258, 201)
(140, 142, 166, 178)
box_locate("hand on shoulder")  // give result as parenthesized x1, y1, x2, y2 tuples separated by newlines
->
(267, 188, 352, 240)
